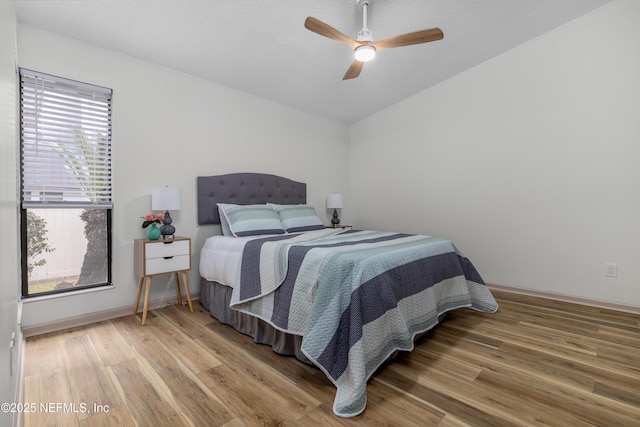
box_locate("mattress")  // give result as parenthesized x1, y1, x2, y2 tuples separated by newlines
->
(199, 234, 254, 286)
(199, 230, 330, 286)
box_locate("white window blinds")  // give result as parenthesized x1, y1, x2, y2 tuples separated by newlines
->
(20, 68, 113, 208)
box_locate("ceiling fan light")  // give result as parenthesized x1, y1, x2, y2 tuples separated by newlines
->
(354, 45, 376, 62)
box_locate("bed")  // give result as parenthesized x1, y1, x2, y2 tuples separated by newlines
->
(197, 172, 498, 417)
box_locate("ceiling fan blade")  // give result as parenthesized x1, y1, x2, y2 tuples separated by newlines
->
(343, 60, 364, 80)
(373, 27, 443, 50)
(305, 16, 361, 49)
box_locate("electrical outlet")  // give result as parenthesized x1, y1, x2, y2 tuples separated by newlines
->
(605, 263, 618, 278)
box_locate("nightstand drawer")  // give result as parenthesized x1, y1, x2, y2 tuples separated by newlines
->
(145, 240, 190, 259)
(145, 254, 190, 275)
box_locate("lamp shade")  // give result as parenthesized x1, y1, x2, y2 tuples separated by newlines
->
(152, 187, 182, 211)
(326, 194, 343, 209)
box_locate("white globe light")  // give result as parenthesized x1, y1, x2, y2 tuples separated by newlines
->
(354, 45, 376, 62)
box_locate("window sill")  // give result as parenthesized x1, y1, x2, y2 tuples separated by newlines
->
(23, 284, 115, 303)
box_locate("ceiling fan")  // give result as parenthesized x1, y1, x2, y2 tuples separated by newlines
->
(304, 0, 444, 80)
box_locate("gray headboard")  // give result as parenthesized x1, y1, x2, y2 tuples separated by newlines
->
(197, 172, 307, 225)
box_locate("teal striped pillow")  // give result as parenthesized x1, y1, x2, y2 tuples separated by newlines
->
(218, 204, 285, 237)
(272, 204, 325, 233)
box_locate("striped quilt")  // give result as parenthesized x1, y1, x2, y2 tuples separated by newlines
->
(229, 229, 498, 417)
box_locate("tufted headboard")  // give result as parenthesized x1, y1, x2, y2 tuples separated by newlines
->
(197, 172, 307, 225)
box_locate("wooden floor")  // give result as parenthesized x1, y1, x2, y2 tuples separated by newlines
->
(23, 290, 640, 426)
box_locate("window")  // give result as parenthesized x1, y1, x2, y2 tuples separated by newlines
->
(20, 69, 113, 297)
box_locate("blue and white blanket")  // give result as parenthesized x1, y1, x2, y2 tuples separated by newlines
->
(230, 229, 498, 417)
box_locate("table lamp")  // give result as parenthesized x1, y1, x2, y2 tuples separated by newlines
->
(326, 193, 343, 227)
(152, 186, 182, 239)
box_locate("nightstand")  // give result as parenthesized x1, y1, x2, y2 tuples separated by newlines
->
(326, 225, 352, 230)
(133, 236, 193, 325)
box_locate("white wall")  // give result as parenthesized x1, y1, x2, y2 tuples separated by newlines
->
(350, 0, 640, 308)
(18, 25, 350, 328)
(0, 0, 21, 424)
(16, 0, 639, 331)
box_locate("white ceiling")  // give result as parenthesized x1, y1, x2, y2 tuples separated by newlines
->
(15, 0, 613, 124)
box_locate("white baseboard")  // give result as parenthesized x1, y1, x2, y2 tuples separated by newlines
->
(487, 283, 640, 315)
(20, 285, 640, 337)
(21, 293, 200, 337)
(13, 334, 25, 427)
(14, 301, 25, 427)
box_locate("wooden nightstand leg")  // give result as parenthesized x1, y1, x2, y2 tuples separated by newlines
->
(181, 271, 193, 313)
(133, 276, 144, 316)
(141, 276, 152, 325)
(173, 272, 183, 306)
